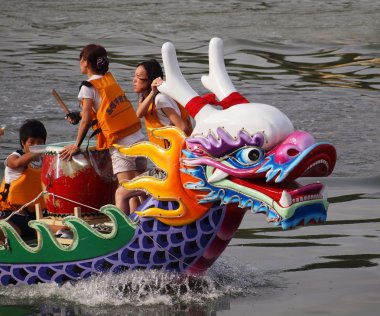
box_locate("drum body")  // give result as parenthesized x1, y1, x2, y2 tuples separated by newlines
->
(41, 142, 117, 216)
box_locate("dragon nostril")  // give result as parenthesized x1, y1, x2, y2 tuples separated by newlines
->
(273, 144, 302, 164)
(287, 148, 300, 157)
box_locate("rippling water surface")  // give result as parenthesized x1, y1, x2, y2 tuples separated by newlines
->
(0, 1, 379, 315)
(1, 0, 379, 177)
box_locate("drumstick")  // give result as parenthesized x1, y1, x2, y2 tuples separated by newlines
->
(52, 89, 70, 114)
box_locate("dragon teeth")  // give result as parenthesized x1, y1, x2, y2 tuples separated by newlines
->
(306, 159, 329, 171)
(289, 193, 326, 205)
(280, 188, 328, 208)
(321, 185, 328, 199)
(208, 168, 229, 183)
(280, 190, 292, 207)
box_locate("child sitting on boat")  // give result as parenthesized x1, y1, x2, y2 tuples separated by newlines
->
(0, 119, 47, 241)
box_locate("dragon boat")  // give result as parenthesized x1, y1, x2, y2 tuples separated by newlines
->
(0, 38, 336, 286)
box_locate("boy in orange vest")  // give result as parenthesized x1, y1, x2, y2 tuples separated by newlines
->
(0, 119, 47, 242)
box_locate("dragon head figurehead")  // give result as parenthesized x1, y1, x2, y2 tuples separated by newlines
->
(118, 38, 336, 230)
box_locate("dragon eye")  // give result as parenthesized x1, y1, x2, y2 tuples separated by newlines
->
(235, 147, 264, 165)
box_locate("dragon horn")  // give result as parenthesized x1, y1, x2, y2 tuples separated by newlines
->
(158, 42, 198, 105)
(158, 42, 210, 118)
(201, 37, 236, 99)
(201, 37, 249, 108)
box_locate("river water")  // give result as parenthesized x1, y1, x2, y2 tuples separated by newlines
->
(0, 0, 379, 315)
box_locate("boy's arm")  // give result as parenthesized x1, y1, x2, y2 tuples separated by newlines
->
(6, 152, 40, 169)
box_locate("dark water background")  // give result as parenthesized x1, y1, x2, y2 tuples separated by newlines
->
(0, 0, 379, 315)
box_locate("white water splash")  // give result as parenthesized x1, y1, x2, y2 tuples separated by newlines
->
(0, 256, 274, 314)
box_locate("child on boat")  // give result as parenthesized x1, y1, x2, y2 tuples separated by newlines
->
(60, 44, 147, 215)
(134, 59, 193, 148)
(0, 119, 47, 241)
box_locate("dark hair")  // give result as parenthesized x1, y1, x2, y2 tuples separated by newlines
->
(80, 44, 109, 75)
(19, 119, 47, 147)
(137, 59, 164, 93)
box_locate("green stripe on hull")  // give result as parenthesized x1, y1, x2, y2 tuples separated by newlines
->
(0, 205, 136, 264)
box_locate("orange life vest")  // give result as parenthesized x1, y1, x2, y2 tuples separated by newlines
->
(144, 98, 193, 148)
(0, 167, 45, 211)
(83, 72, 141, 150)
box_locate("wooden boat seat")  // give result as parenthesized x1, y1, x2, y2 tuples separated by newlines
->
(35, 204, 112, 246)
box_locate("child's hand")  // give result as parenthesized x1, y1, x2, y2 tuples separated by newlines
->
(30, 154, 43, 168)
(151, 77, 164, 94)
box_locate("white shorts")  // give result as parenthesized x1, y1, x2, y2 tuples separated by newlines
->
(110, 130, 147, 174)
(110, 149, 147, 174)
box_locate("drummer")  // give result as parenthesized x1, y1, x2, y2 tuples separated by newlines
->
(60, 44, 147, 215)
(0, 119, 47, 241)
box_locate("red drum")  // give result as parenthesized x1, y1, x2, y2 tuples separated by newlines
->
(41, 142, 117, 216)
